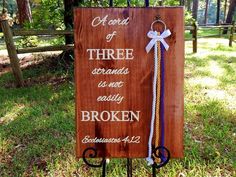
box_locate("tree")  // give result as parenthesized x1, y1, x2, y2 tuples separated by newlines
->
(179, 0, 184, 6)
(225, 0, 236, 23)
(61, 0, 82, 62)
(63, 0, 81, 45)
(63, 0, 74, 44)
(204, 0, 209, 24)
(216, 0, 221, 24)
(186, 0, 191, 11)
(16, 0, 32, 25)
(223, 0, 236, 33)
(2, 0, 6, 10)
(224, 0, 228, 22)
(192, 0, 199, 21)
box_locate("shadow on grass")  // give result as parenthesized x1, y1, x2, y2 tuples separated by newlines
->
(0, 57, 76, 176)
(189, 100, 235, 160)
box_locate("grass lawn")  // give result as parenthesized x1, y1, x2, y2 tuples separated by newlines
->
(0, 38, 236, 176)
(184, 28, 230, 40)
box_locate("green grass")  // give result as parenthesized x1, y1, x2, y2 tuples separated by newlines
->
(184, 28, 229, 40)
(0, 38, 236, 176)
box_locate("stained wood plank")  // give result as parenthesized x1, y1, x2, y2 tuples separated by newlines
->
(74, 7, 184, 158)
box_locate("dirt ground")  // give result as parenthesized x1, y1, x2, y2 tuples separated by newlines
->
(0, 50, 61, 76)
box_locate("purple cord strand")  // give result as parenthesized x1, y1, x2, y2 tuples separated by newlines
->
(160, 42, 166, 160)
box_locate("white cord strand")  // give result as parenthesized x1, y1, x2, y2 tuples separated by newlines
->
(146, 42, 158, 166)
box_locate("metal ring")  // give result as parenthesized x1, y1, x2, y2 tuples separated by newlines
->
(151, 19, 166, 31)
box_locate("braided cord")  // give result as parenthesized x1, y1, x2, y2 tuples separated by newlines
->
(146, 34, 158, 165)
(146, 32, 163, 165)
(153, 35, 162, 163)
(160, 43, 166, 161)
(155, 37, 161, 147)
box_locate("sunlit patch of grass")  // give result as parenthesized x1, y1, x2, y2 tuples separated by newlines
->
(208, 60, 224, 77)
(185, 38, 236, 56)
(0, 104, 25, 124)
(213, 43, 236, 51)
(205, 89, 227, 100)
(188, 77, 219, 87)
(184, 29, 222, 40)
(203, 89, 236, 111)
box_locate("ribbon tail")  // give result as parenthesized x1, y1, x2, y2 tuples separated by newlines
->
(146, 39, 156, 53)
(161, 30, 171, 38)
(160, 39, 169, 51)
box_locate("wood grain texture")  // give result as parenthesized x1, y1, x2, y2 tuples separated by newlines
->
(1, 20, 23, 87)
(74, 7, 184, 158)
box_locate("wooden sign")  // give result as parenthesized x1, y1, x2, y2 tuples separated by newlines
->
(74, 7, 184, 158)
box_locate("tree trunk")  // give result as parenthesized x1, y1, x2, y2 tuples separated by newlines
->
(2, 0, 6, 11)
(223, 0, 236, 33)
(179, 0, 185, 6)
(216, 0, 221, 24)
(16, 0, 32, 25)
(156, 0, 163, 6)
(192, 0, 199, 21)
(204, 0, 209, 24)
(61, 0, 82, 63)
(187, 0, 191, 11)
(63, 0, 82, 45)
(63, 0, 74, 44)
(224, 0, 228, 22)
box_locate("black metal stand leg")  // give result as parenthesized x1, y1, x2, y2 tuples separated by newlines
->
(127, 158, 132, 177)
(152, 146, 171, 177)
(82, 147, 106, 176)
(82, 146, 170, 177)
(102, 160, 106, 177)
(152, 165, 156, 177)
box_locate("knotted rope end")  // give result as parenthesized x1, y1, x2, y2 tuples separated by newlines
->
(146, 157, 154, 166)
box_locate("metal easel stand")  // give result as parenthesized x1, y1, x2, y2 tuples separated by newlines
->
(82, 146, 170, 177)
